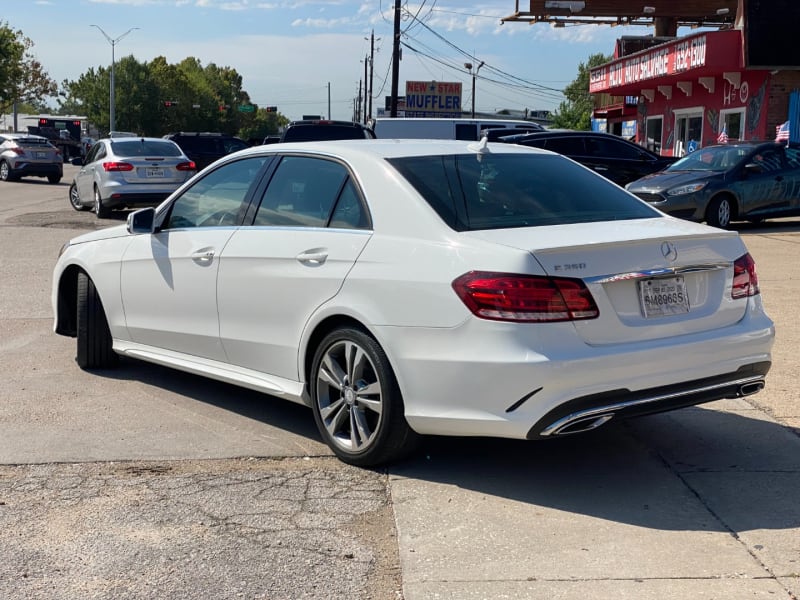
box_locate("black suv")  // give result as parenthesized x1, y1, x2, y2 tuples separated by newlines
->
(163, 132, 250, 171)
(280, 120, 375, 143)
(498, 130, 675, 187)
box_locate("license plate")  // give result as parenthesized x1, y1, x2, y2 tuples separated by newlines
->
(145, 167, 164, 178)
(36, 152, 48, 159)
(638, 275, 690, 318)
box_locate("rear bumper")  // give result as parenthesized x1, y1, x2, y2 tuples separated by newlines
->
(374, 306, 774, 440)
(9, 162, 62, 178)
(102, 192, 172, 209)
(527, 361, 770, 438)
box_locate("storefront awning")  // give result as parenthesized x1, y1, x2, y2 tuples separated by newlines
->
(589, 29, 744, 97)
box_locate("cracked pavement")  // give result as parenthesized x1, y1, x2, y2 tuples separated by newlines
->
(0, 458, 401, 600)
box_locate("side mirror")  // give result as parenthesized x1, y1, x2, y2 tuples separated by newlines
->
(744, 162, 763, 175)
(127, 207, 156, 234)
(70, 157, 84, 166)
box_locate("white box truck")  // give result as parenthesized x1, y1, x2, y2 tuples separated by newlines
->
(371, 117, 544, 141)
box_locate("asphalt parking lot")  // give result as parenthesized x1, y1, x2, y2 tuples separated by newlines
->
(0, 164, 798, 599)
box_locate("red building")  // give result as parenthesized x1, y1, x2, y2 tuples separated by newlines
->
(501, 1, 799, 156)
(589, 28, 800, 156)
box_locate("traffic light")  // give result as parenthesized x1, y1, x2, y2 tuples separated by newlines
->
(219, 104, 230, 112)
(265, 106, 278, 113)
(164, 100, 178, 107)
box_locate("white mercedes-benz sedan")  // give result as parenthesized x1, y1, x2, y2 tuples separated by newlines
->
(52, 139, 775, 466)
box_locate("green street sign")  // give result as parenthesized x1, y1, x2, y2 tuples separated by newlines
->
(238, 104, 255, 113)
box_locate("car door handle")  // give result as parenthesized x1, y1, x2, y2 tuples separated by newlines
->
(191, 249, 216, 263)
(296, 250, 328, 265)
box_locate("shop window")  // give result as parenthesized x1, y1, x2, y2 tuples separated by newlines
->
(674, 109, 704, 156)
(720, 108, 745, 141)
(645, 116, 663, 154)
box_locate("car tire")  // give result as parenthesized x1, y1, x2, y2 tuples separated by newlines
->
(48, 174, 62, 184)
(310, 327, 419, 467)
(93, 186, 111, 218)
(0, 160, 15, 182)
(69, 183, 89, 211)
(706, 195, 734, 229)
(76, 271, 118, 369)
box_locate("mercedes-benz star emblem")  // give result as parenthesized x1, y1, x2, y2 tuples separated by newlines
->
(661, 241, 678, 262)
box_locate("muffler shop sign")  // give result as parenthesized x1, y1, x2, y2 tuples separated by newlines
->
(405, 81, 463, 117)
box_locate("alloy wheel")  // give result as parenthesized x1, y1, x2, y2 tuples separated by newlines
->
(315, 338, 384, 454)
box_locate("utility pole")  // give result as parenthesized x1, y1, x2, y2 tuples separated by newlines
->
(363, 55, 369, 124)
(327, 82, 331, 120)
(368, 30, 376, 121)
(464, 60, 485, 119)
(390, 0, 401, 117)
(357, 80, 363, 123)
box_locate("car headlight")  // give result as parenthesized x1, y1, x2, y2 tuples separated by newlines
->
(667, 182, 707, 196)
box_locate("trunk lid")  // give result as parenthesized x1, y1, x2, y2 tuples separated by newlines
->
(462, 218, 749, 345)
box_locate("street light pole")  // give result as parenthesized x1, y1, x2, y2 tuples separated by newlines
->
(90, 25, 139, 134)
(464, 60, 485, 119)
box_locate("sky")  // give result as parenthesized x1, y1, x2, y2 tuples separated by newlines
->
(4, 0, 664, 122)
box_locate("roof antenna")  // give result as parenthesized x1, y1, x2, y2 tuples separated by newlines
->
(467, 136, 490, 155)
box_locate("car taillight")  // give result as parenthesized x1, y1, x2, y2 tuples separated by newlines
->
(102, 161, 134, 172)
(11, 148, 25, 156)
(732, 253, 760, 299)
(176, 161, 197, 171)
(452, 271, 599, 322)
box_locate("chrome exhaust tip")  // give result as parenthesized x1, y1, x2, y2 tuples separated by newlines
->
(738, 380, 765, 397)
(547, 413, 614, 436)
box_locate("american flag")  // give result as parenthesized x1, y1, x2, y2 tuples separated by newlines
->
(775, 120, 790, 143)
(717, 127, 728, 144)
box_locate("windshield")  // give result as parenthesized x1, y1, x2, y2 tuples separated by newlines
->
(387, 153, 659, 231)
(667, 146, 751, 172)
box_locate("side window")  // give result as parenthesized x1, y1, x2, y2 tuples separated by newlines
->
(753, 149, 783, 173)
(86, 143, 104, 163)
(330, 179, 369, 229)
(785, 147, 800, 169)
(164, 156, 268, 229)
(542, 137, 586, 156)
(588, 137, 642, 160)
(455, 123, 477, 141)
(254, 156, 348, 227)
(223, 138, 249, 153)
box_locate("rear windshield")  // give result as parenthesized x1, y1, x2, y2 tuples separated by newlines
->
(17, 137, 51, 147)
(282, 125, 372, 142)
(110, 139, 183, 157)
(387, 153, 659, 231)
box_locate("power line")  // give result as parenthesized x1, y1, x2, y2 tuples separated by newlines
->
(400, 41, 564, 103)
(403, 9, 565, 95)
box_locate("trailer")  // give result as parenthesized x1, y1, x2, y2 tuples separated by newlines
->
(26, 117, 86, 162)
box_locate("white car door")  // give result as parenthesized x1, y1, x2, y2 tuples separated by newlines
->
(120, 156, 270, 360)
(217, 155, 372, 381)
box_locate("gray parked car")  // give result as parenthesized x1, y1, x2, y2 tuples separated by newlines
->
(69, 137, 196, 218)
(0, 133, 63, 184)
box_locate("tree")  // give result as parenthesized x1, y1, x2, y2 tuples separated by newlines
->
(0, 22, 57, 115)
(60, 55, 269, 138)
(551, 53, 611, 131)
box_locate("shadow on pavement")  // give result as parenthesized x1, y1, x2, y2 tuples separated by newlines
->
(389, 407, 800, 533)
